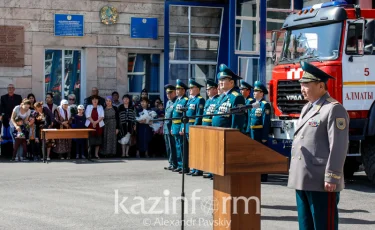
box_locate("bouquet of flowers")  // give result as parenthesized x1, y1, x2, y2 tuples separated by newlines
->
(118, 132, 131, 145)
(136, 110, 162, 132)
(16, 132, 25, 138)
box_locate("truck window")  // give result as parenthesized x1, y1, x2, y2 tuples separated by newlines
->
(345, 23, 364, 55)
(280, 22, 342, 63)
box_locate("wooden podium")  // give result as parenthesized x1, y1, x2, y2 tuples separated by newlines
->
(189, 126, 288, 230)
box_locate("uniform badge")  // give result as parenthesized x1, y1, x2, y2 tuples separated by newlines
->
(265, 109, 270, 115)
(336, 118, 346, 130)
(199, 104, 204, 109)
(189, 104, 196, 110)
(308, 119, 320, 127)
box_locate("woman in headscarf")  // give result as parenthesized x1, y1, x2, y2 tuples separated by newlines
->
(32, 101, 55, 160)
(53, 99, 72, 159)
(85, 95, 105, 159)
(102, 96, 119, 156)
(118, 94, 136, 158)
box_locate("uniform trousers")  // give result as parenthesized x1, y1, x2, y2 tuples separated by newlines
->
(296, 190, 340, 230)
(164, 134, 177, 168)
(174, 135, 183, 169)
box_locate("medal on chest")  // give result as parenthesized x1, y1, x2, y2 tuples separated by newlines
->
(255, 108, 262, 117)
(308, 118, 320, 127)
(189, 103, 196, 110)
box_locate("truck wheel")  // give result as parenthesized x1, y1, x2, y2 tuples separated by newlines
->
(344, 158, 360, 178)
(362, 137, 375, 183)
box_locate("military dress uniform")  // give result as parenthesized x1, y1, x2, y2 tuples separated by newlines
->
(239, 80, 254, 134)
(185, 79, 205, 175)
(163, 84, 177, 170)
(247, 81, 271, 182)
(247, 81, 271, 142)
(287, 61, 349, 230)
(171, 80, 189, 173)
(202, 79, 219, 179)
(212, 64, 245, 129)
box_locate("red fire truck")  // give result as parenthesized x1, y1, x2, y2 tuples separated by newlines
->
(269, 1, 375, 183)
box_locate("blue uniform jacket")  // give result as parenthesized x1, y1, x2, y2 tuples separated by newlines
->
(248, 98, 271, 141)
(171, 96, 189, 135)
(242, 96, 255, 133)
(212, 88, 245, 129)
(202, 95, 219, 126)
(185, 94, 205, 133)
(163, 97, 177, 134)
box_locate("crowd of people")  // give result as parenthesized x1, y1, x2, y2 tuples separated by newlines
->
(0, 85, 166, 161)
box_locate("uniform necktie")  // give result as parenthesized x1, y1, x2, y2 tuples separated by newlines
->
(302, 103, 313, 118)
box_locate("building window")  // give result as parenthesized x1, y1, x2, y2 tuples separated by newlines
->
(128, 53, 160, 101)
(238, 56, 259, 84)
(236, 0, 260, 54)
(44, 49, 81, 105)
(169, 5, 223, 87)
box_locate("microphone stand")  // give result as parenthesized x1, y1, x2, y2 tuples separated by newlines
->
(151, 107, 249, 230)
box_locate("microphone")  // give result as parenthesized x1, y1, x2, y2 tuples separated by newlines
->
(230, 102, 260, 113)
(178, 107, 189, 112)
(229, 104, 253, 112)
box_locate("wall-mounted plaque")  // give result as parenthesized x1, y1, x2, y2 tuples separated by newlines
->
(100, 6, 118, 25)
(0, 26, 24, 67)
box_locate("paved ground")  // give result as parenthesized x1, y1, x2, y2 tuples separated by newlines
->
(0, 158, 374, 230)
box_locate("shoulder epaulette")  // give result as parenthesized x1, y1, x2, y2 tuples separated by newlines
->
(262, 101, 267, 104)
(247, 98, 254, 101)
(326, 97, 339, 104)
(184, 97, 189, 100)
(198, 96, 202, 99)
(231, 91, 239, 96)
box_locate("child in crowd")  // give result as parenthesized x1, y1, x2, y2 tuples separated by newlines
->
(27, 117, 40, 161)
(73, 105, 86, 159)
(12, 117, 29, 161)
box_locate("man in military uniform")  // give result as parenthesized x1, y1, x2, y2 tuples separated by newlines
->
(183, 79, 205, 176)
(202, 79, 219, 180)
(288, 61, 349, 230)
(212, 64, 245, 129)
(163, 84, 177, 171)
(247, 81, 272, 182)
(171, 79, 189, 173)
(239, 80, 254, 134)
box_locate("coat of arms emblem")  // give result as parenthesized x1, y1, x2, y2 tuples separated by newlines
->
(100, 6, 118, 25)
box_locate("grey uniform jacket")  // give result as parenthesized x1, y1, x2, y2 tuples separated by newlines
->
(287, 93, 349, 192)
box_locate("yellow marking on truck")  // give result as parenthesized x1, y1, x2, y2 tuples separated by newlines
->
(343, 81, 375, 85)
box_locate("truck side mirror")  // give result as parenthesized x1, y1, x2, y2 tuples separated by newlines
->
(364, 20, 375, 54)
(271, 31, 277, 63)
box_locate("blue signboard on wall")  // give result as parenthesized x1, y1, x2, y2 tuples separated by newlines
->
(131, 17, 158, 39)
(54, 14, 84, 37)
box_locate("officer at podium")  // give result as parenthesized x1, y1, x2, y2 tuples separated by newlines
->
(202, 79, 219, 180)
(239, 80, 254, 134)
(247, 80, 271, 182)
(171, 79, 189, 173)
(163, 84, 177, 171)
(212, 64, 245, 129)
(184, 79, 205, 176)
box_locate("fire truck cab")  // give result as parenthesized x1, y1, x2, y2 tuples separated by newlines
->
(269, 1, 375, 183)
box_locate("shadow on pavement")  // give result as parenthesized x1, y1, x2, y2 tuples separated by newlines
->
(262, 215, 375, 225)
(262, 205, 370, 214)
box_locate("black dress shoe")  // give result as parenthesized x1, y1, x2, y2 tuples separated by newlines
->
(173, 168, 182, 172)
(168, 167, 175, 170)
(210, 177, 213, 180)
(192, 172, 203, 176)
(203, 174, 213, 179)
(186, 172, 193, 175)
(164, 166, 171, 170)
(261, 174, 268, 182)
(179, 169, 189, 174)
